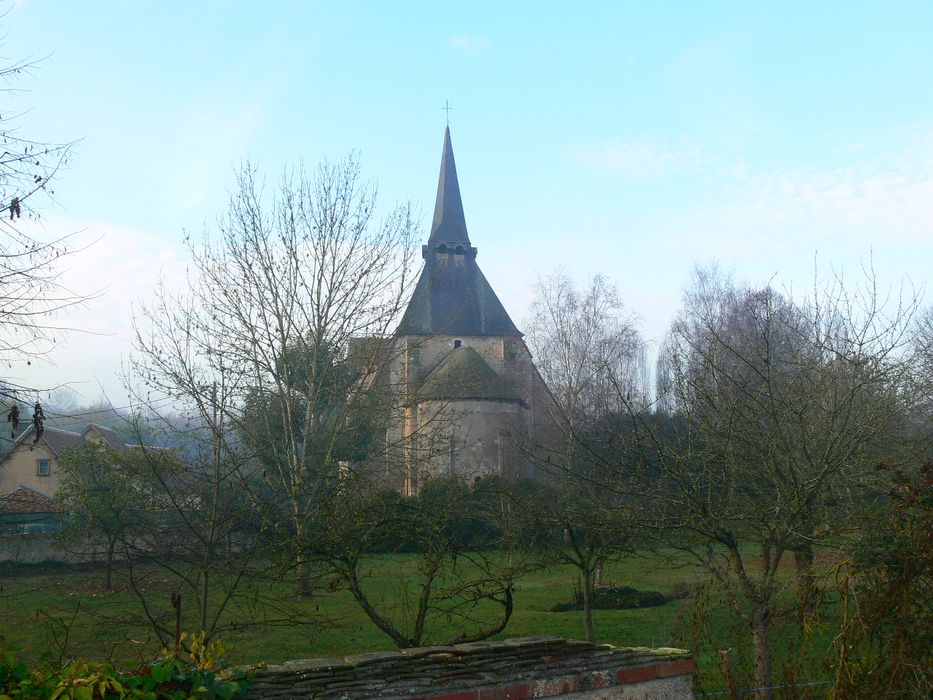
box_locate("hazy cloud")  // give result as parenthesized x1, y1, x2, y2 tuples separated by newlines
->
(569, 138, 702, 178)
(659, 132, 933, 259)
(11, 218, 189, 400)
(448, 34, 489, 54)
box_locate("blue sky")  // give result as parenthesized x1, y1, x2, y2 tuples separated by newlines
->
(6, 0, 933, 403)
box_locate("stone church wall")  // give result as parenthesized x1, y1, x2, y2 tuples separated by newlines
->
(379, 333, 565, 493)
(415, 398, 525, 483)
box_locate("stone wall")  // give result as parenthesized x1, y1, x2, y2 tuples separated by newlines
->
(0, 533, 107, 564)
(246, 636, 695, 699)
(414, 398, 525, 483)
(385, 333, 565, 494)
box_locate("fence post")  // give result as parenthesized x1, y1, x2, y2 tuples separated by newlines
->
(719, 648, 739, 700)
(171, 592, 182, 648)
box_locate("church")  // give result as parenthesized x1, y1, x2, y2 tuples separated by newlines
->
(381, 127, 562, 496)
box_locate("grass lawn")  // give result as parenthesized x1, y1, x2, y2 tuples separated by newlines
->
(0, 552, 838, 696)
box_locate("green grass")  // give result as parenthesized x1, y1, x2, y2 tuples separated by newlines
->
(0, 553, 838, 696)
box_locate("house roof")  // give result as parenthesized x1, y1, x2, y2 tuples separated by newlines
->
(2, 425, 86, 458)
(82, 423, 129, 451)
(396, 128, 521, 338)
(0, 485, 57, 514)
(417, 346, 522, 403)
(0, 423, 128, 463)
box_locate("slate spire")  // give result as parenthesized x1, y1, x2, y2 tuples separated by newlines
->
(395, 128, 521, 338)
(428, 126, 471, 246)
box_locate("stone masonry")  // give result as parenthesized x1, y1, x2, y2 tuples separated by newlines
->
(245, 636, 695, 699)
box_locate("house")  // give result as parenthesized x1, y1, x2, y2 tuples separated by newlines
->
(0, 484, 60, 534)
(0, 422, 130, 501)
(380, 128, 563, 495)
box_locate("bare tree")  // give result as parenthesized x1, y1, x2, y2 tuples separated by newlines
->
(511, 474, 633, 643)
(521, 270, 647, 639)
(55, 441, 144, 591)
(525, 270, 648, 427)
(632, 266, 924, 698)
(907, 304, 932, 436)
(114, 411, 285, 646)
(0, 51, 73, 220)
(315, 475, 518, 648)
(132, 156, 419, 596)
(0, 46, 84, 375)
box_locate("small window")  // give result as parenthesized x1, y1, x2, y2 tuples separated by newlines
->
(449, 435, 457, 475)
(36, 459, 50, 476)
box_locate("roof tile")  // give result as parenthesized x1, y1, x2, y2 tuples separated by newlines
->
(417, 346, 521, 402)
(0, 485, 56, 514)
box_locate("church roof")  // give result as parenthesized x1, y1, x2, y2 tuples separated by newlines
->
(428, 126, 470, 246)
(417, 346, 521, 402)
(396, 128, 522, 338)
(396, 256, 522, 337)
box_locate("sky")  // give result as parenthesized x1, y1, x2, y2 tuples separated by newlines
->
(3, 0, 932, 406)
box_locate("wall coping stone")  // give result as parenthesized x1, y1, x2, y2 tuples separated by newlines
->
(246, 636, 694, 699)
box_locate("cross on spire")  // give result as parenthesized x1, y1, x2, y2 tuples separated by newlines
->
(443, 100, 453, 126)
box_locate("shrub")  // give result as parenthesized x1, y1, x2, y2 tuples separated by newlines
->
(830, 464, 933, 698)
(550, 586, 672, 612)
(0, 632, 252, 700)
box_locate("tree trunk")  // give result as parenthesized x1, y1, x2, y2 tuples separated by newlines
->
(582, 568, 595, 643)
(751, 605, 773, 700)
(296, 556, 313, 598)
(200, 567, 210, 633)
(293, 515, 314, 597)
(794, 543, 815, 626)
(104, 535, 116, 591)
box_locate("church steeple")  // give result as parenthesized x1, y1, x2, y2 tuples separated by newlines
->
(395, 127, 521, 338)
(428, 126, 472, 249)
